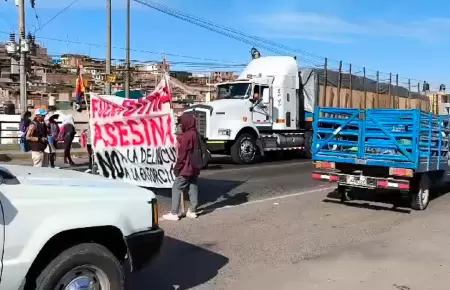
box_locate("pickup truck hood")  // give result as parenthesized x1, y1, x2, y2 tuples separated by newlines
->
(0, 164, 135, 189)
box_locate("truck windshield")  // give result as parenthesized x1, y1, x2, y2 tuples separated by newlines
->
(216, 83, 250, 100)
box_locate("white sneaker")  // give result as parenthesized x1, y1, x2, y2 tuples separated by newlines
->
(162, 213, 180, 221)
(85, 169, 92, 173)
(186, 210, 198, 219)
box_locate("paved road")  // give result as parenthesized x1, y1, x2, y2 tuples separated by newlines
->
(8, 154, 450, 289)
(153, 156, 317, 215)
(131, 181, 450, 290)
(2, 154, 315, 214)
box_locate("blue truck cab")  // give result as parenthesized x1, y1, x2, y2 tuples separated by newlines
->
(312, 107, 450, 210)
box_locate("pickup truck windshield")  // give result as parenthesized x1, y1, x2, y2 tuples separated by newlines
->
(216, 83, 250, 100)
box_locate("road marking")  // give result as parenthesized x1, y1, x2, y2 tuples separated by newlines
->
(159, 185, 336, 221)
(201, 160, 312, 176)
(218, 185, 336, 210)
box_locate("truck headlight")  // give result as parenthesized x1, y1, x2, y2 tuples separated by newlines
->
(218, 129, 231, 136)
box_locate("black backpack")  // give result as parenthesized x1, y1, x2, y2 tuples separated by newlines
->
(191, 132, 210, 170)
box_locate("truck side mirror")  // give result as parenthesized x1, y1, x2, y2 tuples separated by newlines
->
(262, 88, 270, 103)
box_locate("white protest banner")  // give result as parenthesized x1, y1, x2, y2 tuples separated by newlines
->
(90, 75, 177, 188)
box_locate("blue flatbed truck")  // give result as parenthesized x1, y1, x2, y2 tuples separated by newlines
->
(311, 107, 450, 210)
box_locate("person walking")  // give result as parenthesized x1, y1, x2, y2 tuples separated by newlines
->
(19, 111, 31, 135)
(26, 108, 49, 167)
(44, 113, 60, 168)
(163, 113, 202, 221)
(59, 115, 76, 166)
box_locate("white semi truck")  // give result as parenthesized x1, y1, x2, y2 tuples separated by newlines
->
(184, 56, 316, 164)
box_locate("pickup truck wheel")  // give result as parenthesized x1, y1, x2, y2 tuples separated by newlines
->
(230, 133, 257, 164)
(32, 243, 124, 290)
(411, 174, 430, 211)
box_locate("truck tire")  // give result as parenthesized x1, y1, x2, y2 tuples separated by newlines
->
(303, 131, 313, 159)
(411, 173, 430, 210)
(30, 243, 124, 290)
(338, 185, 353, 203)
(231, 133, 257, 164)
(202, 149, 211, 169)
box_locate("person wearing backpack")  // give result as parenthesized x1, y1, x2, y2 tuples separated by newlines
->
(26, 108, 49, 167)
(163, 113, 206, 221)
(18, 111, 32, 152)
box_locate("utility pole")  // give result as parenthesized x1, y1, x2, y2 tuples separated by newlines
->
(19, 0, 27, 112)
(105, 0, 112, 95)
(125, 0, 130, 99)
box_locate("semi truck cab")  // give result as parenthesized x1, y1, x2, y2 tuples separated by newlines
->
(184, 56, 311, 164)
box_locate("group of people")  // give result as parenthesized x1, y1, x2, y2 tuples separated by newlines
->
(20, 108, 204, 219)
(20, 108, 77, 167)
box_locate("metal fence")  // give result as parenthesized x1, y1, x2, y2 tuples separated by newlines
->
(299, 56, 446, 114)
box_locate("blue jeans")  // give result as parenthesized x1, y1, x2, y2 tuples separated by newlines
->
(171, 176, 199, 215)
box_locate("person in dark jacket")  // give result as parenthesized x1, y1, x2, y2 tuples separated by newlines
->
(163, 113, 200, 221)
(44, 113, 60, 168)
(19, 111, 31, 133)
(59, 115, 76, 165)
(26, 108, 48, 167)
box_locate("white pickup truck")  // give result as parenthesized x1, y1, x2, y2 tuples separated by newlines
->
(0, 165, 163, 289)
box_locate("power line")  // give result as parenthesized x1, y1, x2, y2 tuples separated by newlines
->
(134, 0, 448, 88)
(32, 7, 42, 32)
(34, 0, 79, 33)
(0, 30, 245, 64)
(134, 0, 324, 61)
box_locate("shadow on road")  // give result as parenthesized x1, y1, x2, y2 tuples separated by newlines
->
(323, 188, 412, 214)
(207, 152, 305, 170)
(150, 178, 248, 214)
(126, 236, 229, 290)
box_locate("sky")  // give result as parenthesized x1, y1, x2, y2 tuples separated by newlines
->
(1, 0, 449, 88)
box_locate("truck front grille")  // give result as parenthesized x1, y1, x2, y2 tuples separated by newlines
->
(193, 110, 207, 136)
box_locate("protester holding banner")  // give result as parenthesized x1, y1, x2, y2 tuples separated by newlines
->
(163, 113, 202, 221)
(85, 126, 93, 173)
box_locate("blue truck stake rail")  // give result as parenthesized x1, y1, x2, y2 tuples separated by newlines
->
(312, 107, 450, 172)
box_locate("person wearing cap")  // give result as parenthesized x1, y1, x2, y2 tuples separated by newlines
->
(26, 108, 49, 167)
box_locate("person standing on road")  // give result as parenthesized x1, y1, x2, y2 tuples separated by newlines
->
(59, 115, 76, 166)
(26, 108, 49, 167)
(19, 111, 32, 135)
(84, 126, 94, 173)
(44, 113, 60, 168)
(163, 113, 202, 221)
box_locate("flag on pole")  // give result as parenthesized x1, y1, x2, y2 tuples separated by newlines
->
(74, 61, 85, 112)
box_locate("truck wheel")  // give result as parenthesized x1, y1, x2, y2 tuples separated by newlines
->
(338, 185, 353, 202)
(202, 150, 211, 169)
(231, 133, 257, 164)
(31, 243, 124, 290)
(411, 174, 430, 210)
(303, 131, 313, 159)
